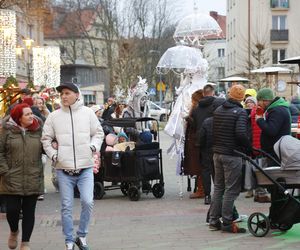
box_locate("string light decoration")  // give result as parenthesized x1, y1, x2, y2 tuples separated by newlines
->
(0, 9, 16, 77)
(33, 46, 60, 87)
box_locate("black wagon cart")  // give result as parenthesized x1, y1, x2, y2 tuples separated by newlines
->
(94, 117, 164, 201)
(234, 135, 300, 237)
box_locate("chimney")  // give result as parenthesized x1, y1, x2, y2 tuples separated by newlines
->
(210, 11, 218, 21)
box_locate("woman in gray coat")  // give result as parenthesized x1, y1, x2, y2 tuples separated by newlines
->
(0, 103, 44, 250)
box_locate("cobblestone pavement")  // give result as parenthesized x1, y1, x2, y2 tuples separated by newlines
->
(1, 132, 300, 250)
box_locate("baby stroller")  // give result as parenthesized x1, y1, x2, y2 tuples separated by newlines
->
(234, 135, 300, 237)
(94, 117, 164, 201)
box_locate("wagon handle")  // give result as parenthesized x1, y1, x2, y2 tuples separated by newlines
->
(233, 150, 289, 195)
(252, 147, 281, 166)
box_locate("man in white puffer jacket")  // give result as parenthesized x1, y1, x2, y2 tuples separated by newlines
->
(41, 83, 103, 250)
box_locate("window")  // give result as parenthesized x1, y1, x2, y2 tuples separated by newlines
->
(83, 94, 96, 106)
(233, 19, 236, 37)
(227, 54, 229, 70)
(60, 46, 67, 57)
(272, 15, 286, 30)
(234, 50, 236, 69)
(271, 0, 289, 8)
(218, 67, 225, 78)
(218, 48, 225, 57)
(272, 49, 286, 64)
(227, 24, 230, 41)
(95, 27, 101, 36)
(28, 24, 34, 38)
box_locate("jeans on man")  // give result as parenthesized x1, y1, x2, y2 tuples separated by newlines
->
(209, 153, 243, 225)
(56, 167, 94, 244)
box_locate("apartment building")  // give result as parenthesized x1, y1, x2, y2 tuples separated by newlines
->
(226, 0, 300, 95)
(44, 6, 116, 103)
(203, 11, 226, 83)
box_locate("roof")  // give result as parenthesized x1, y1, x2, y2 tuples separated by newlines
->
(44, 7, 97, 39)
(280, 56, 300, 64)
(219, 76, 249, 82)
(251, 67, 291, 73)
(205, 11, 226, 40)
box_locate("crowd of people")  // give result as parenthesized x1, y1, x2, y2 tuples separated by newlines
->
(0, 81, 156, 250)
(183, 83, 293, 233)
(0, 80, 297, 249)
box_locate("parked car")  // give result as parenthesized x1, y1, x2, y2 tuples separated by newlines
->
(148, 101, 170, 121)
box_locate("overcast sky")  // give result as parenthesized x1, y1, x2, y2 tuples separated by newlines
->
(172, 0, 226, 22)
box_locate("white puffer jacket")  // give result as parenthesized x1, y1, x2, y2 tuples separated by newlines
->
(41, 98, 104, 170)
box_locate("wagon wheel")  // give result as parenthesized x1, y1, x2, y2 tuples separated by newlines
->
(152, 183, 165, 198)
(128, 186, 140, 201)
(120, 182, 129, 196)
(271, 223, 293, 231)
(93, 182, 105, 200)
(278, 223, 293, 231)
(248, 212, 270, 237)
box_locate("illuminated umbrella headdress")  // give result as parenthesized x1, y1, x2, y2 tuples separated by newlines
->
(156, 45, 208, 75)
(173, 12, 222, 47)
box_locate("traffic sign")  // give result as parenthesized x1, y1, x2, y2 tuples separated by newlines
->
(149, 88, 156, 95)
(156, 81, 166, 92)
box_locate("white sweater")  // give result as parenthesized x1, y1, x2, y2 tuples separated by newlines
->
(41, 98, 104, 170)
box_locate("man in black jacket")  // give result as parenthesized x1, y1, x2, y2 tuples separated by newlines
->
(192, 84, 224, 203)
(102, 97, 116, 120)
(209, 84, 251, 233)
(256, 88, 291, 165)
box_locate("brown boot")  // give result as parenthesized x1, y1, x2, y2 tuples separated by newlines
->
(8, 230, 19, 249)
(189, 176, 205, 199)
(20, 242, 30, 250)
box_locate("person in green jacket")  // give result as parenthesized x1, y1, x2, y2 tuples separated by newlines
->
(0, 103, 44, 250)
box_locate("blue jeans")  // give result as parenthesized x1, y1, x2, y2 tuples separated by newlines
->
(56, 168, 94, 244)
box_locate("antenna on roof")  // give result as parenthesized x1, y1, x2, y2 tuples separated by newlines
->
(193, 0, 198, 12)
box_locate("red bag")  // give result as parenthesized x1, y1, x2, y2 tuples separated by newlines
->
(256, 106, 264, 116)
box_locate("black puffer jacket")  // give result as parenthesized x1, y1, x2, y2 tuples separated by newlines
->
(192, 96, 225, 146)
(213, 99, 251, 155)
(199, 117, 214, 168)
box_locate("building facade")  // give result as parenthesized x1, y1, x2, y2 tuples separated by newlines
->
(202, 11, 226, 83)
(61, 64, 107, 105)
(226, 0, 300, 96)
(44, 6, 118, 102)
(16, 3, 48, 84)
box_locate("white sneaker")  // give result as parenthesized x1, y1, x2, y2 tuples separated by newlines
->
(233, 214, 248, 223)
(65, 242, 74, 250)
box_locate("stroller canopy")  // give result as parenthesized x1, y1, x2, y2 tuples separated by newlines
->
(274, 135, 300, 170)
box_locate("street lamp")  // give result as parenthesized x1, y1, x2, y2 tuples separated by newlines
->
(149, 49, 163, 107)
(22, 37, 34, 84)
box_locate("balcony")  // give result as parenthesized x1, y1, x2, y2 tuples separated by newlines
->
(270, 0, 289, 9)
(270, 29, 289, 42)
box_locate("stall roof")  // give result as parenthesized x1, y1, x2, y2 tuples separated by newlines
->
(219, 76, 249, 82)
(280, 56, 300, 64)
(251, 66, 291, 73)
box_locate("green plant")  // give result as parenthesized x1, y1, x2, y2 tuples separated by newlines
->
(3, 76, 19, 89)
